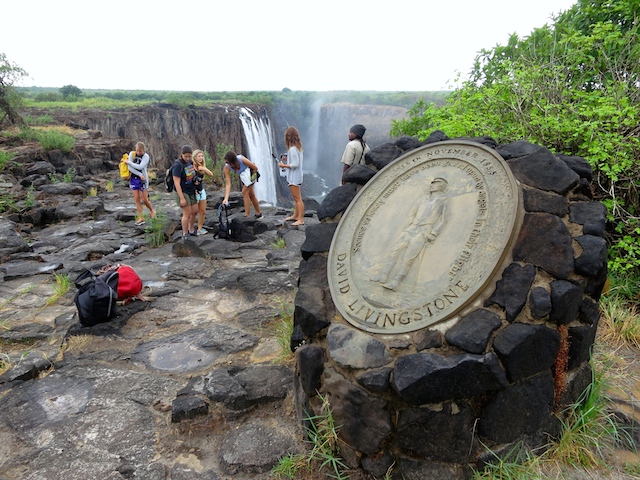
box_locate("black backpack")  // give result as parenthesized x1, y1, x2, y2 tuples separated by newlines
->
(215, 204, 232, 239)
(165, 160, 182, 193)
(73, 269, 119, 326)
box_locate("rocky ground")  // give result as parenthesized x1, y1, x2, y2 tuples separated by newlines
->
(1, 153, 639, 480)
(0, 175, 344, 480)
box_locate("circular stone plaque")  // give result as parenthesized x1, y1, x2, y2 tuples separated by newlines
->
(328, 141, 519, 334)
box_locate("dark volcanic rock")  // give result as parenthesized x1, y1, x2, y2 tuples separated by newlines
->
(485, 263, 536, 322)
(396, 402, 478, 463)
(513, 213, 574, 279)
(392, 352, 508, 404)
(507, 147, 580, 194)
(342, 163, 377, 185)
(479, 372, 555, 444)
(493, 323, 560, 382)
(316, 183, 359, 221)
(444, 309, 502, 354)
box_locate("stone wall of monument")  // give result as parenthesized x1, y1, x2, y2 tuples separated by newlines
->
(292, 132, 607, 479)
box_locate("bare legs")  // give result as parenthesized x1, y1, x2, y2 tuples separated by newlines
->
(181, 203, 198, 235)
(133, 189, 155, 222)
(288, 185, 304, 225)
(196, 199, 206, 231)
(242, 184, 261, 217)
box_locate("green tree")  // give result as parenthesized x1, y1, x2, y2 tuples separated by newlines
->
(391, 0, 640, 275)
(0, 53, 27, 126)
(60, 84, 83, 99)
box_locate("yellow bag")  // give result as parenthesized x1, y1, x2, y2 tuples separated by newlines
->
(119, 153, 130, 180)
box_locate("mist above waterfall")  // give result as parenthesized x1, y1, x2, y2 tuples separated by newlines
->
(271, 98, 410, 191)
(235, 93, 435, 206)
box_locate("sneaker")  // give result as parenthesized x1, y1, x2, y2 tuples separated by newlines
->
(197, 228, 208, 235)
(135, 219, 145, 226)
(254, 214, 264, 219)
(181, 234, 189, 241)
(189, 231, 197, 236)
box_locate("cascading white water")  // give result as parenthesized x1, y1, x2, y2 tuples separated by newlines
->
(238, 107, 277, 206)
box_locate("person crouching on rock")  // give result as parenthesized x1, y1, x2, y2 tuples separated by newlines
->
(126, 141, 156, 226)
(192, 149, 214, 235)
(222, 151, 263, 219)
(172, 145, 199, 240)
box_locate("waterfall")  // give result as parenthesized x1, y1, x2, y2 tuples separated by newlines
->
(238, 107, 277, 206)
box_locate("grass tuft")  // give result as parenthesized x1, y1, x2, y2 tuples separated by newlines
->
(272, 296, 294, 363)
(272, 393, 349, 479)
(0, 150, 15, 170)
(272, 236, 287, 249)
(599, 295, 640, 350)
(45, 272, 70, 306)
(145, 211, 168, 247)
(547, 353, 636, 471)
(473, 443, 543, 479)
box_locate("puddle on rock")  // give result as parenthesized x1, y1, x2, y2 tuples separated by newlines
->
(147, 342, 220, 372)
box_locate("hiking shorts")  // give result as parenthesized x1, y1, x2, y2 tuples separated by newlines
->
(196, 188, 207, 202)
(175, 192, 198, 206)
(129, 176, 147, 191)
(239, 169, 254, 187)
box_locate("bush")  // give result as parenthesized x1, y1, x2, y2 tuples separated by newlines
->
(0, 193, 18, 213)
(34, 92, 62, 102)
(0, 150, 14, 170)
(63, 167, 76, 183)
(37, 129, 75, 152)
(391, 0, 640, 275)
(24, 114, 54, 125)
(11, 127, 75, 152)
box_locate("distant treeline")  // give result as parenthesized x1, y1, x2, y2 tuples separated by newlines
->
(15, 86, 449, 110)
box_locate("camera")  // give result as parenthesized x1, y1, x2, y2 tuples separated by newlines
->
(193, 173, 203, 191)
(278, 153, 287, 175)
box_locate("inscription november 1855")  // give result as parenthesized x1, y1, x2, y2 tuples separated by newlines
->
(328, 141, 519, 333)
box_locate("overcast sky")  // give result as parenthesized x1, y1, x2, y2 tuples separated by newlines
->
(3, 0, 577, 92)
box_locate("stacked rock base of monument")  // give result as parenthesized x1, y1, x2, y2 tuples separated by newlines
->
(292, 133, 607, 479)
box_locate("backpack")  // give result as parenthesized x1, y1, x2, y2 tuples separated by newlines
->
(164, 167, 174, 192)
(165, 160, 181, 193)
(73, 264, 144, 326)
(115, 265, 143, 300)
(215, 204, 232, 239)
(73, 269, 119, 326)
(119, 153, 131, 180)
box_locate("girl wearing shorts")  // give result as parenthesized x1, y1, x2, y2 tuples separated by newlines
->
(192, 149, 214, 235)
(126, 141, 155, 226)
(222, 151, 262, 218)
(172, 145, 199, 239)
(279, 127, 304, 225)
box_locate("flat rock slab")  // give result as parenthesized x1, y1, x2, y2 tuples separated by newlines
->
(219, 418, 304, 475)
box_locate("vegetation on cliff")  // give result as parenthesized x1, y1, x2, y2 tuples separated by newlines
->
(391, 0, 640, 276)
(0, 52, 27, 126)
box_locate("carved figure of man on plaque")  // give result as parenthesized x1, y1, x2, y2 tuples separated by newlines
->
(373, 177, 451, 290)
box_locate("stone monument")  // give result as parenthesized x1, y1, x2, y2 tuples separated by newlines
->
(294, 137, 607, 479)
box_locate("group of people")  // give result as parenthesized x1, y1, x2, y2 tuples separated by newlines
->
(122, 124, 370, 238)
